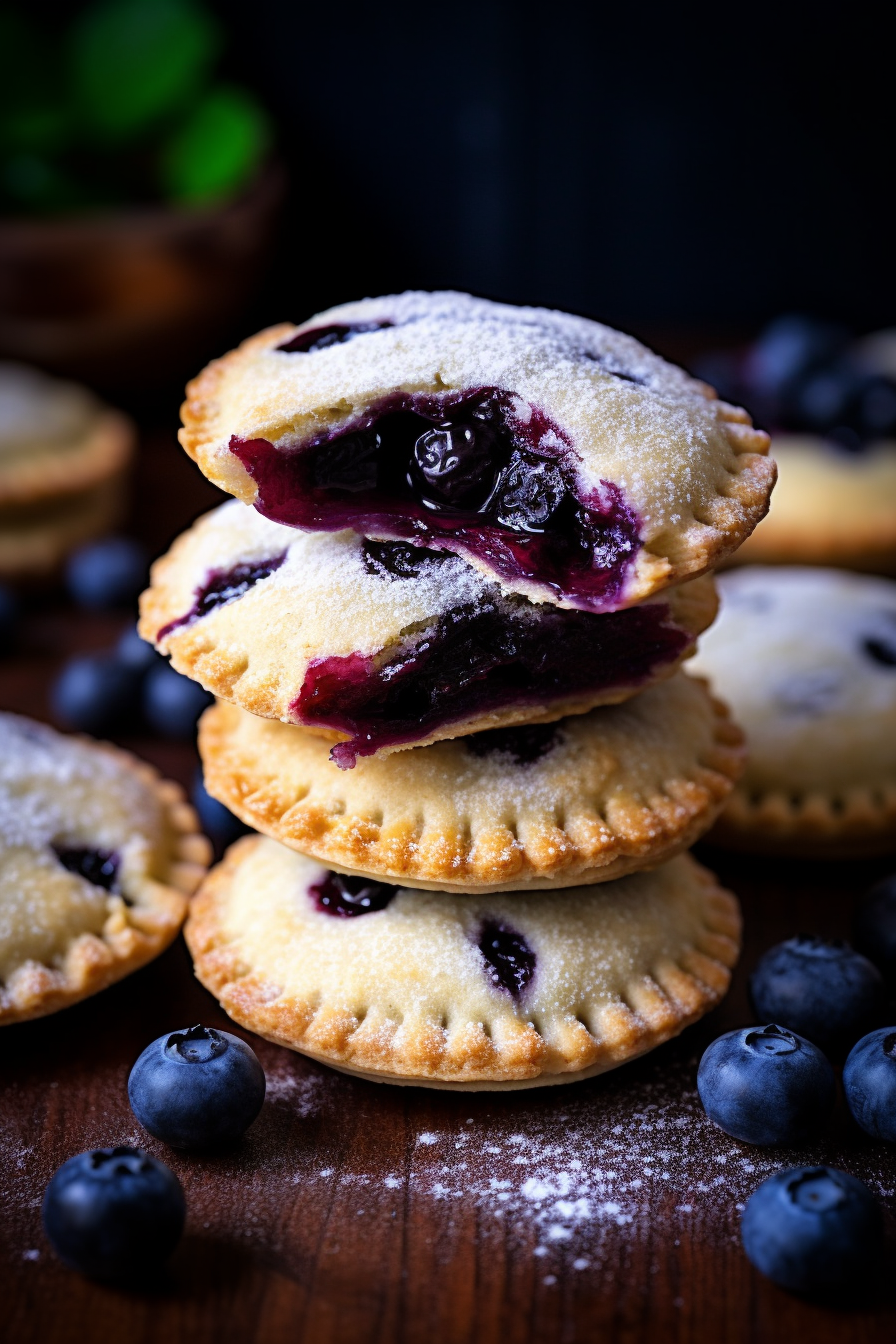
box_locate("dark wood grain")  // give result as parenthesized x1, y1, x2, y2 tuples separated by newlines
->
(2, 429, 895, 1344)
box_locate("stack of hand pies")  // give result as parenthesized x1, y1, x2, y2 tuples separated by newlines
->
(139, 292, 776, 1090)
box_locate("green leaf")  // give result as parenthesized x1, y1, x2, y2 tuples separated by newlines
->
(68, 0, 220, 141)
(158, 85, 270, 204)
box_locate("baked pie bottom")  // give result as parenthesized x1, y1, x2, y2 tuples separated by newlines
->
(186, 837, 741, 1088)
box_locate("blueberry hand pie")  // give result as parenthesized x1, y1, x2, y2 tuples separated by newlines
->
(688, 567, 896, 855)
(186, 838, 741, 1088)
(140, 501, 718, 767)
(0, 713, 211, 1023)
(178, 292, 773, 614)
(198, 672, 744, 891)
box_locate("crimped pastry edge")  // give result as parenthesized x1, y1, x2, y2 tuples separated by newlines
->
(197, 686, 745, 891)
(185, 839, 742, 1087)
(0, 740, 213, 1025)
(707, 783, 896, 858)
(178, 322, 774, 608)
(0, 409, 135, 509)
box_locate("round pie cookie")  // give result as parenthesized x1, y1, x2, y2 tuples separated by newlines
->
(688, 567, 896, 855)
(0, 362, 134, 510)
(198, 672, 745, 892)
(729, 435, 896, 573)
(0, 713, 212, 1024)
(179, 291, 773, 614)
(139, 500, 718, 767)
(186, 838, 741, 1089)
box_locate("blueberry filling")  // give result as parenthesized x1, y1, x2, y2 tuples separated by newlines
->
(230, 387, 642, 611)
(360, 539, 453, 580)
(293, 591, 689, 768)
(310, 871, 397, 917)
(580, 351, 646, 385)
(276, 322, 391, 354)
(864, 636, 896, 668)
(478, 920, 536, 997)
(466, 722, 561, 765)
(53, 845, 120, 893)
(158, 553, 286, 639)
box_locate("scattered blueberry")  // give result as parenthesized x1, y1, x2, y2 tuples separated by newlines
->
(853, 872, 896, 981)
(142, 664, 213, 739)
(741, 1166, 883, 1299)
(749, 937, 885, 1052)
(843, 1028, 896, 1142)
(42, 1146, 185, 1280)
(51, 651, 140, 734)
(116, 623, 163, 674)
(0, 582, 18, 655)
(746, 315, 848, 399)
(128, 1025, 266, 1149)
(697, 1024, 836, 1145)
(191, 770, 249, 857)
(66, 536, 149, 610)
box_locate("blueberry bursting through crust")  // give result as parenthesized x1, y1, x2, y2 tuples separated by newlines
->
(229, 384, 643, 614)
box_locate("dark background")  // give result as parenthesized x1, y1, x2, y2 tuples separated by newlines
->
(207, 0, 893, 337)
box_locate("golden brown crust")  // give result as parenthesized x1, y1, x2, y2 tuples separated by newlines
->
(0, 409, 135, 509)
(198, 676, 745, 891)
(707, 784, 896, 858)
(0, 742, 212, 1025)
(185, 840, 741, 1088)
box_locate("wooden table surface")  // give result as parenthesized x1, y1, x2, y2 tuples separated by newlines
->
(2, 428, 895, 1344)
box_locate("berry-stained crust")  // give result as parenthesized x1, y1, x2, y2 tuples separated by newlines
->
(293, 592, 690, 768)
(231, 386, 642, 613)
(310, 872, 397, 917)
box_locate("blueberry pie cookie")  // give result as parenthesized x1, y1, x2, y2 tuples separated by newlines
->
(186, 839, 741, 1088)
(198, 672, 744, 891)
(179, 292, 773, 614)
(689, 568, 896, 855)
(729, 435, 896, 573)
(0, 713, 212, 1023)
(140, 502, 718, 767)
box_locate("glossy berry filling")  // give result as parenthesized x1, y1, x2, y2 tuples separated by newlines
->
(310, 871, 397, 917)
(230, 386, 642, 611)
(276, 322, 392, 354)
(53, 845, 120, 892)
(158, 554, 287, 639)
(478, 920, 536, 997)
(293, 592, 688, 768)
(466, 722, 561, 765)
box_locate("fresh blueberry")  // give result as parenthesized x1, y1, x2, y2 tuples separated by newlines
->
(843, 1028, 896, 1142)
(697, 1024, 836, 1145)
(128, 1025, 266, 1149)
(66, 537, 149, 610)
(0, 582, 18, 655)
(749, 937, 885, 1052)
(191, 770, 249, 858)
(142, 664, 213, 739)
(746, 315, 849, 399)
(42, 1146, 185, 1280)
(51, 651, 141, 734)
(741, 1166, 883, 1299)
(116, 623, 163, 674)
(853, 872, 896, 981)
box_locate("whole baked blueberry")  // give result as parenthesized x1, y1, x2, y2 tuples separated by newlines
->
(749, 937, 885, 1052)
(191, 770, 249, 858)
(142, 664, 213, 738)
(697, 1024, 836, 1145)
(843, 1028, 896, 1142)
(51, 651, 141, 734)
(741, 1166, 883, 1299)
(42, 1146, 185, 1280)
(853, 872, 896, 981)
(413, 422, 497, 508)
(129, 1024, 266, 1149)
(0, 583, 18, 655)
(66, 537, 149, 610)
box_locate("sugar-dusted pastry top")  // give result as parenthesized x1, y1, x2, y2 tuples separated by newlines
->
(140, 501, 718, 766)
(731, 435, 896, 570)
(0, 713, 210, 1023)
(199, 672, 744, 891)
(0, 361, 133, 507)
(187, 838, 741, 1087)
(179, 292, 773, 613)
